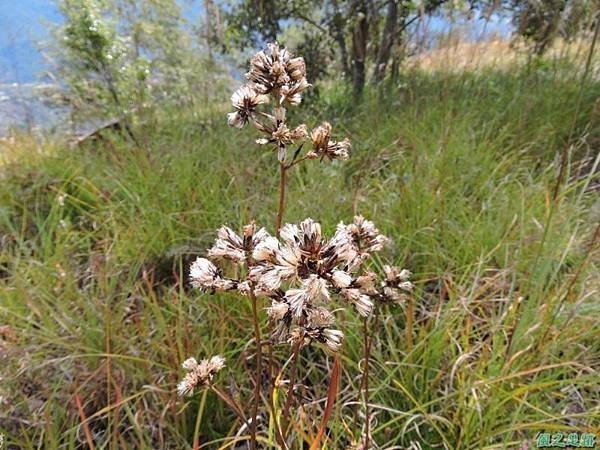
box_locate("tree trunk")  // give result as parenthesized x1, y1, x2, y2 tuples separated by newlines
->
(351, 0, 369, 99)
(373, 0, 398, 83)
(390, 39, 403, 82)
(331, 0, 351, 79)
(205, 0, 214, 62)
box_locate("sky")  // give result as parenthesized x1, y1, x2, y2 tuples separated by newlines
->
(0, 0, 62, 84)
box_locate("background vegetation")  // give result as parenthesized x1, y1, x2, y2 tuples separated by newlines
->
(1, 0, 599, 449)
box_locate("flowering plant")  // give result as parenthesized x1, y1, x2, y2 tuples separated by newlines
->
(177, 43, 412, 449)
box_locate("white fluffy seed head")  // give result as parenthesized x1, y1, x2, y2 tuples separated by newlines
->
(208, 226, 246, 263)
(181, 357, 198, 371)
(322, 328, 344, 352)
(341, 288, 374, 317)
(285, 288, 308, 317)
(399, 281, 414, 292)
(253, 236, 279, 262)
(302, 275, 330, 302)
(331, 270, 353, 288)
(267, 300, 289, 321)
(177, 354, 226, 397)
(189, 258, 218, 288)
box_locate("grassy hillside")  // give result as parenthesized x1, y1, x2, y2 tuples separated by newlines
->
(1, 61, 599, 449)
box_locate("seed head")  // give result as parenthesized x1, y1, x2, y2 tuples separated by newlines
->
(383, 265, 412, 283)
(208, 224, 273, 264)
(331, 270, 353, 288)
(177, 355, 225, 396)
(321, 328, 344, 352)
(286, 57, 306, 82)
(189, 257, 236, 291)
(341, 288, 374, 317)
(280, 78, 310, 105)
(310, 122, 351, 161)
(253, 236, 280, 262)
(288, 326, 344, 352)
(306, 306, 335, 327)
(227, 85, 269, 129)
(260, 123, 307, 147)
(208, 226, 246, 263)
(346, 215, 389, 255)
(245, 43, 309, 99)
(377, 266, 414, 303)
(355, 271, 378, 295)
(266, 300, 290, 321)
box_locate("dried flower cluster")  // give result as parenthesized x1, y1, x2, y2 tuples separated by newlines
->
(177, 42, 414, 450)
(188, 217, 412, 353)
(227, 42, 350, 164)
(177, 355, 225, 397)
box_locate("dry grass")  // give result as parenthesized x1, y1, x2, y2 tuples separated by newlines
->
(408, 35, 599, 73)
(1, 47, 599, 449)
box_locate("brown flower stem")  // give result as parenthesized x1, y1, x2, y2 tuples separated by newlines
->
(280, 337, 302, 438)
(266, 327, 285, 448)
(249, 291, 263, 450)
(192, 388, 208, 450)
(211, 385, 249, 427)
(406, 294, 414, 353)
(286, 154, 310, 170)
(361, 317, 371, 448)
(267, 323, 274, 389)
(275, 160, 287, 238)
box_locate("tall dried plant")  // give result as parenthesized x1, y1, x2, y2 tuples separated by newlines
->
(177, 43, 413, 449)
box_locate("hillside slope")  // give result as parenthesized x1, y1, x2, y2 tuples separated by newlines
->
(0, 65, 599, 449)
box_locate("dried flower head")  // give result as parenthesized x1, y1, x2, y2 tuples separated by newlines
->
(340, 288, 374, 317)
(354, 271, 378, 295)
(306, 306, 335, 327)
(208, 226, 246, 262)
(331, 270, 353, 288)
(177, 355, 225, 396)
(292, 326, 344, 352)
(227, 85, 269, 129)
(346, 215, 389, 256)
(383, 265, 412, 283)
(257, 123, 308, 148)
(189, 257, 236, 292)
(246, 43, 308, 98)
(310, 122, 351, 161)
(375, 265, 414, 304)
(250, 218, 359, 296)
(253, 235, 280, 262)
(280, 78, 310, 105)
(267, 300, 290, 321)
(207, 224, 273, 265)
(285, 274, 330, 316)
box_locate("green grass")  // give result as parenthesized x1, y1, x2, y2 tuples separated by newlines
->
(1, 61, 599, 449)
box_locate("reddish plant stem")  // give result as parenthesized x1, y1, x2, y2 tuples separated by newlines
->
(249, 291, 263, 450)
(275, 161, 287, 238)
(362, 317, 371, 448)
(406, 294, 414, 352)
(280, 335, 302, 438)
(267, 323, 274, 391)
(268, 134, 290, 446)
(211, 385, 249, 426)
(74, 393, 96, 450)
